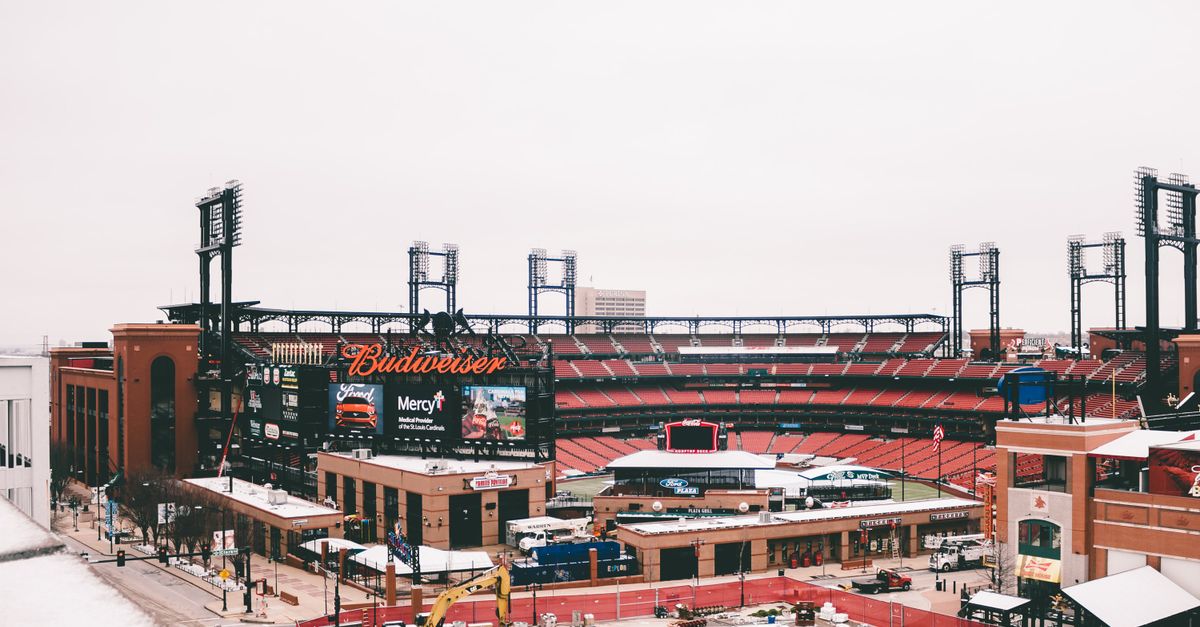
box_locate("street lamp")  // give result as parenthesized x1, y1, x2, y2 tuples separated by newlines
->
(527, 583, 543, 624)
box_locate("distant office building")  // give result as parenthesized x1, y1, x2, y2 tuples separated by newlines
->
(0, 356, 50, 528)
(575, 287, 646, 333)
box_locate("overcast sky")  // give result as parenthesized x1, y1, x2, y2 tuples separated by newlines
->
(3, 1, 1200, 349)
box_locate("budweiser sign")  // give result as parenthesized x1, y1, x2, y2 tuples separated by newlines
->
(343, 344, 508, 377)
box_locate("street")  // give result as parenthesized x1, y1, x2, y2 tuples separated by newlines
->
(57, 532, 283, 627)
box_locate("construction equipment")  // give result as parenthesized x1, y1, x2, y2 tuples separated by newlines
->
(418, 564, 511, 627)
(929, 538, 987, 572)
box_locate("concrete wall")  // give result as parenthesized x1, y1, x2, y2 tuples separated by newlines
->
(0, 356, 50, 528)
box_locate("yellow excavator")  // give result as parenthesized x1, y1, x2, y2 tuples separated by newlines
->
(418, 564, 511, 627)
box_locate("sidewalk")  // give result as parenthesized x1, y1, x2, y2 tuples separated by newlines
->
(52, 482, 372, 624)
(51, 481, 981, 623)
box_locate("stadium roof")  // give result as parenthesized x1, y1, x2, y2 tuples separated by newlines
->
(606, 450, 776, 470)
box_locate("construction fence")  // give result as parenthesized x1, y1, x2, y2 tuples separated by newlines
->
(300, 576, 987, 627)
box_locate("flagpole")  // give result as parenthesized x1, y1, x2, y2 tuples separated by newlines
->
(937, 443, 942, 497)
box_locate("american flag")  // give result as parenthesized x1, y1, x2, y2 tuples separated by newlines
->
(932, 424, 945, 451)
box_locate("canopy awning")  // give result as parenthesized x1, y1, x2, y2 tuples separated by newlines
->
(964, 590, 1031, 612)
(1062, 566, 1200, 627)
(349, 545, 494, 575)
(1088, 430, 1199, 460)
(300, 538, 366, 555)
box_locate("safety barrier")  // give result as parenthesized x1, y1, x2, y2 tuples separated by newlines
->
(298, 576, 986, 627)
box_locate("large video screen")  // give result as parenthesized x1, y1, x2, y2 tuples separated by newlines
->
(665, 421, 718, 452)
(327, 383, 385, 435)
(461, 386, 527, 441)
(384, 384, 458, 438)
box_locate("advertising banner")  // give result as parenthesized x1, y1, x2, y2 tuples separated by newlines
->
(461, 386, 527, 441)
(385, 384, 457, 438)
(1148, 445, 1200, 498)
(328, 383, 385, 435)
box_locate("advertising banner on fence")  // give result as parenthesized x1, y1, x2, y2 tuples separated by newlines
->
(328, 383, 385, 435)
(461, 386, 527, 441)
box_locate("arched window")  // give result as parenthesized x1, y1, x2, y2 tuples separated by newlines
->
(1017, 519, 1061, 559)
(150, 356, 176, 473)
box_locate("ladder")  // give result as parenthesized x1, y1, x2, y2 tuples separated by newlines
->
(890, 528, 900, 560)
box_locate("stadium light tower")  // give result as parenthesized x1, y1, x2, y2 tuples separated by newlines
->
(949, 242, 1001, 359)
(408, 241, 459, 314)
(1135, 167, 1199, 410)
(194, 180, 243, 472)
(1067, 232, 1127, 354)
(528, 248, 578, 334)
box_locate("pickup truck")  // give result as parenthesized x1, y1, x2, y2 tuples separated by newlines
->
(850, 569, 912, 594)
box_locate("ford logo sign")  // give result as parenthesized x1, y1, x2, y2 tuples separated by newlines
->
(660, 478, 688, 489)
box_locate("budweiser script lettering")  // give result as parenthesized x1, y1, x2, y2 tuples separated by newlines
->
(343, 344, 508, 377)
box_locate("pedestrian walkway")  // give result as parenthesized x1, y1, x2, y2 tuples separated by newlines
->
(51, 482, 373, 624)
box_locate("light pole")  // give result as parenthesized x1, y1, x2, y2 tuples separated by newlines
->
(527, 583, 543, 624)
(220, 507, 228, 612)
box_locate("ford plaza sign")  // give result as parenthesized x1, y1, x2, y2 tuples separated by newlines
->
(660, 478, 688, 489)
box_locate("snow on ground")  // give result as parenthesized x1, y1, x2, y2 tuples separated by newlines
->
(0, 499, 154, 626)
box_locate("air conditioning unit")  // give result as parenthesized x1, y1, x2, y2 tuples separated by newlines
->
(267, 490, 289, 506)
(352, 448, 373, 460)
(425, 462, 444, 474)
(758, 511, 773, 524)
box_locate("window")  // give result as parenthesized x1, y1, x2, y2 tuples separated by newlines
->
(325, 472, 338, 505)
(1018, 519, 1061, 559)
(1012, 452, 1068, 492)
(384, 487, 399, 528)
(342, 477, 356, 515)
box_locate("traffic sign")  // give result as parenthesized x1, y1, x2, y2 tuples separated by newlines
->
(212, 548, 239, 557)
(219, 569, 230, 580)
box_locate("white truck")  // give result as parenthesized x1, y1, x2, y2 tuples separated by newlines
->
(929, 538, 988, 572)
(517, 527, 593, 554)
(507, 516, 592, 553)
(923, 533, 984, 550)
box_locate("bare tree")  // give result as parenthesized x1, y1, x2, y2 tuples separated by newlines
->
(48, 441, 76, 511)
(119, 466, 171, 545)
(977, 540, 1017, 595)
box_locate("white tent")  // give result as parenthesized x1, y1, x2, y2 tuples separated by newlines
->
(300, 537, 367, 555)
(349, 545, 494, 575)
(1062, 566, 1200, 627)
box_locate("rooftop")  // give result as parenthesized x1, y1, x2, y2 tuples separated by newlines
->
(1089, 430, 1200, 460)
(621, 497, 979, 535)
(606, 450, 776, 470)
(185, 476, 342, 519)
(347, 454, 543, 476)
(1062, 566, 1200, 627)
